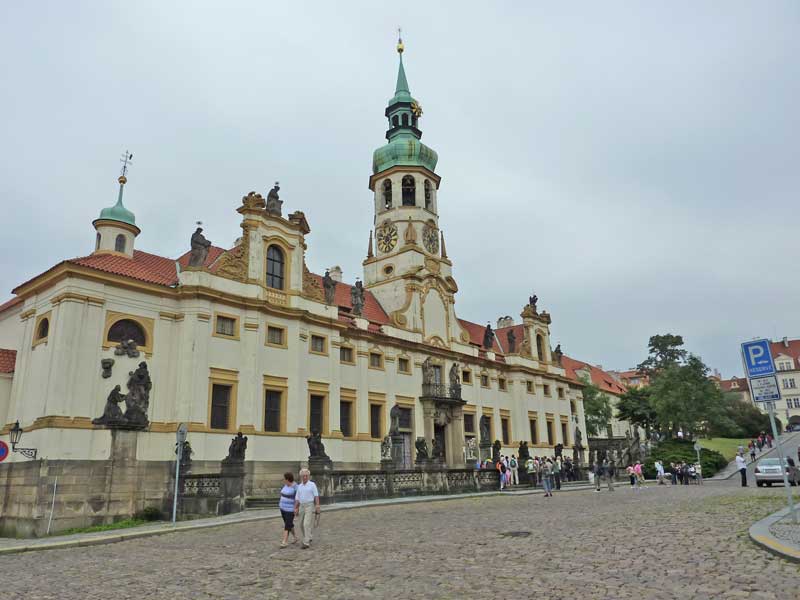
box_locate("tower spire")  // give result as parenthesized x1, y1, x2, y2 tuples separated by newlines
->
(116, 150, 133, 207)
(395, 28, 410, 97)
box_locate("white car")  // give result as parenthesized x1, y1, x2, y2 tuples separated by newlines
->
(755, 458, 799, 487)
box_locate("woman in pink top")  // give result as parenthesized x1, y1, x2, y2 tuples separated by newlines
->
(633, 462, 645, 488)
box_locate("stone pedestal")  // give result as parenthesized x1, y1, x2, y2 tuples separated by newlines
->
(308, 456, 333, 475)
(219, 460, 245, 515)
(390, 433, 405, 468)
(479, 440, 491, 463)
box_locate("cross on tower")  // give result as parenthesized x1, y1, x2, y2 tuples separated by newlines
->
(120, 150, 133, 177)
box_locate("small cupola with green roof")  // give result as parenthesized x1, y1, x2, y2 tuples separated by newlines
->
(93, 151, 140, 258)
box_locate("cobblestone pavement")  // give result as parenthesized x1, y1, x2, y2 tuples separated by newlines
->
(770, 512, 800, 546)
(2, 482, 799, 600)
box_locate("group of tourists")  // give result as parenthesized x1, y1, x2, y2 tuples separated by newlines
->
(277, 468, 320, 549)
(486, 454, 581, 496)
(743, 433, 773, 463)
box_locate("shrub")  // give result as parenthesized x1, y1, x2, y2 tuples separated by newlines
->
(134, 506, 162, 522)
(642, 439, 727, 479)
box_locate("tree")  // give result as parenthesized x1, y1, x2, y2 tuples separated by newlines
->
(708, 394, 774, 438)
(648, 354, 725, 436)
(581, 379, 613, 437)
(616, 386, 658, 433)
(637, 334, 688, 378)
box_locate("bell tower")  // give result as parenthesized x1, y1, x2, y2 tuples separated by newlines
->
(363, 36, 467, 348)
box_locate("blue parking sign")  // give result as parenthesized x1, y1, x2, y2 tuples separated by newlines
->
(741, 339, 776, 378)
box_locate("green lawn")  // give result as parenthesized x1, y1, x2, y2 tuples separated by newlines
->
(55, 518, 150, 537)
(699, 438, 749, 461)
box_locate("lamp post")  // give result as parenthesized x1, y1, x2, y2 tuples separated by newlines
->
(8, 421, 38, 459)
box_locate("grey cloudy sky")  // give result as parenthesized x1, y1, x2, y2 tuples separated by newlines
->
(2, 2, 798, 377)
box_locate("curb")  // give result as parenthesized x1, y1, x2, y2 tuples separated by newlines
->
(0, 481, 607, 556)
(748, 506, 800, 563)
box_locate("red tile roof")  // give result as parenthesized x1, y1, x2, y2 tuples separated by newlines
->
(720, 377, 749, 392)
(771, 339, 800, 365)
(458, 319, 503, 353)
(0, 296, 23, 315)
(309, 275, 390, 325)
(0, 349, 16, 374)
(562, 355, 627, 396)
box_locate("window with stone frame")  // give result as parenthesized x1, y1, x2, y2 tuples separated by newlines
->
(210, 384, 232, 430)
(543, 384, 551, 396)
(546, 420, 554, 445)
(309, 394, 325, 433)
(529, 419, 538, 444)
(115, 234, 126, 253)
(464, 414, 475, 435)
(397, 357, 410, 373)
(498, 377, 507, 391)
(424, 179, 432, 210)
(264, 389, 282, 432)
(339, 346, 354, 364)
(35, 318, 49, 342)
(397, 407, 412, 430)
(310, 335, 326, 354)
(480, 373, 489, 388)
(501, 417, 510, 445)
(215, 316, 236, 337)
(526, 380, 533, 393)
(382, 179, 392, 209)
(267, 326, 285, 346)
(462, 369, 472, 384)
(561, 421, 569, 446)
(107, 318, 146, 347)
(369, 352, 384, 369)
(266, 245, 285, 290)
(557, 387, 565, 399)
(340, 400, 354, 437)
(370, 404, 383, 439)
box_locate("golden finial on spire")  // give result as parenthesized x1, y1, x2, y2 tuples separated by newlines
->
(118, 150, 133, 185)
(397, 27, 404, 54)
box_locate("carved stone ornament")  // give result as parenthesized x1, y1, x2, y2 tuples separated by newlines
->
(94, 361, 151, 430)
(101, 358, 115, 378)
(114, 339, 140, 358)
(415, 437, 429, 462)
(223, 432, 248, 463)
(241, 191, 266, 210)
(302, 262, 325, 302)
(403, 217, 417, 246)
(322, 270, 337, 305)
(381, 435, 392, 460)
(265, 183, 282, 216)
(306, 431, 329, 459)
(215, 226, 250, 282)
(188, 227, 212, 267)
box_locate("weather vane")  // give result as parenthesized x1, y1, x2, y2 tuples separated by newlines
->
(397, 27, 404, 53)
(119, 150, 133, 178)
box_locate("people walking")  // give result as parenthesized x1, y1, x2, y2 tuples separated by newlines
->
(634, 461, 645, 488)
(553, 457, 562, 490)
(497, 458, 506, 490)
(670, 462, 678, 485)
(749, 443, 757, 463)
(735, 453, 747, 487)
(525, 456, 535, 487)
(603, 459, 615, 492)
(294, 468, 321, 548)
(510, 454, 519, 486)
(655, 460, 665, 485)
(695, 462, 703, 485)
(278, 472, 298, 548)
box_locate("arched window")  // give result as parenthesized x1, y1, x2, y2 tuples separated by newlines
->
(401, 113, 409, 126)
(536, 334, 545, 361)
(424, 180, 432, 210)
(115, 234, 126, 253)
(95, 232, 101, 251)
(391, 115, 399, 127)
(402, 175, 416, 206)
(36, 318, 49, 341)
(107, 319, 146, 347)
(266, 245, 285, 290)
(382, 179, 392, 209)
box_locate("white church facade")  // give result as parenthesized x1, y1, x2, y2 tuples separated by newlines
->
(0, 41, 587, 478)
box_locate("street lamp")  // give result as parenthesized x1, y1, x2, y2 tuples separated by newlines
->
(8, 420, 37, 459)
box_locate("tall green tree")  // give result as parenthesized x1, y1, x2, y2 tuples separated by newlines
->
(648, 354, 724, 436)
(616, 386, 658, 433)
(637, 334, 688, 378)
(581, 379, 613, 437)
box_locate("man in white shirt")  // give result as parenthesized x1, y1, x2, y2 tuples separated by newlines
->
(735, 453, 747, 487)
(294, 468, 321, 548)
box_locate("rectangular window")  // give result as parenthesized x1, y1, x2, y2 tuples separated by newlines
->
(215, 315, 236, 337)
(546, 420, 554, 445)
(210, 384, 231, 430)
(398, 357, 410, 373)
(397, 407, 412, 430)
(266, 326, 284, 346)
(310, 335, 326, 354)
(481, 374, 489, 388)
(529, 419, 538, 444)
(464, 414, 475, 434)
(432, 365, 442, 383)
(340, 400, 353, 438)
(794, 398, 800, 408)
(543, 384, 551, 396)
(498, 378, 507, 391)
(561, 422, 569, 445)
(309, 394, 325, 433)
(501, 417, 510, 445)
(264, 389, 282, 432)
(462, 370, 471, 384)
(558, 387, 565, 399)
(370, 404, 382, 439)
(340, 346, 354, 364)
(526, 380, 533, 393)
(369, 352, 384, 369)
(783, 378, 797, 389)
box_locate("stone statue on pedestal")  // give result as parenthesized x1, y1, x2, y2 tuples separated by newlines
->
(518, 441, 531, 462)
(528, 294, 538, 312)
(479, 415, 491, 444)
(322, 270, 336, 305)
(123, 362, 151, 428)
(431, 437, 444, 461)
(350, 280, 365, 316)
(380, 435, 392, 461)
(483, 323, 495, 350)
(552, 344, 563, 366)
(491, 440, 501, 463)
(266, 182, 283, 216)
(415, 437, 429, 463)
(389, 405, 401, 435)
(306, 431, 329, 459)
(223, 432, 248, 463)
(506, 329, 516, 353)
(93, 385, 124, 424)
(188, 227, 211, 267)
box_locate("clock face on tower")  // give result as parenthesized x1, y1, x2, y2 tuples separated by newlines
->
(423, 224, 439, 254)
(376, 222, 398, 253)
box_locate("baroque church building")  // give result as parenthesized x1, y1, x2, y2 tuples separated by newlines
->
(0, 42, 587, 524)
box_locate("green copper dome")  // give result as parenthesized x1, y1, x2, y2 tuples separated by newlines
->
(372, 43, 438, 175)
(96, 176, 136, 226)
